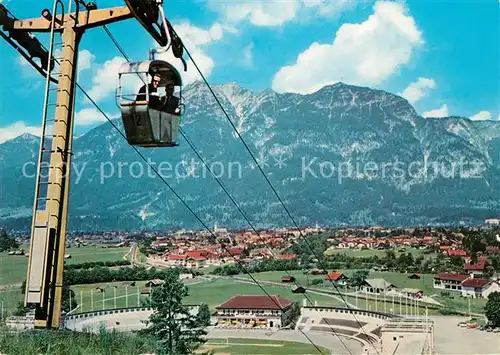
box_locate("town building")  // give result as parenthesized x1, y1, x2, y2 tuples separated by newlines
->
(433, 273, 470, 291)
(213, 295, 293, 329)
(460, 278, 490, 298)
(463, 256, 487, 276)
(324, 272, 349, 286)
(360, 279, 396, 294)
(485, 218, 500, 225)
(281, 276, 295, 283)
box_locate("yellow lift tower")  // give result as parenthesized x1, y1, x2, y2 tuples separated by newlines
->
(0, 0, 180, 329)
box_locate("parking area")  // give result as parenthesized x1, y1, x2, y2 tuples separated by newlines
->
(432, 317, 500, 355)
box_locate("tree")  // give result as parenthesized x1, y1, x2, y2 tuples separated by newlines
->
(485, 292, 500, 327)
(141, 268, 207, 355)
(0, 230, 19, 252)
(349, 270, 369, 289)
(196, 303, 211, 327)
(287, 301, 301, 326)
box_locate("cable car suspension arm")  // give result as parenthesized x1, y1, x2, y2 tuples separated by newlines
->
(0, 4, 57, 84)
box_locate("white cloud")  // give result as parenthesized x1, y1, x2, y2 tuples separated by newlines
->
(155, 21, 226, 85)
(398, 77, 436, 104)
(242, 42, 254, 67)
(422, 104, 449, 118)
(74, 107, 118, 126)
(272, 1, 424, 94)
(86, 56, 127, 103)
(18, 49, 95, 78)
(0, 121, 40, 143)
(209, 0, 353, 27)
(470, 111, 492, 121)
(77, 50, 95, 73)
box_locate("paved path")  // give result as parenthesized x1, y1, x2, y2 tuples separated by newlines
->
(430, 316, 500, 355)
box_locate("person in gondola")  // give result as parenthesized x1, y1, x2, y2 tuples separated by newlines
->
(163, 83, 180, 115)
(136, 73, 162, 109)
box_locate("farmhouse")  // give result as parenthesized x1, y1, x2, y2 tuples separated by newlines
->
(433, 273, 470, 291)
(360, 279, 396, 294)
(281, 275, 295, 283)
(460, 278, 490, 298)
(213, 295, 293, 329)
(324, 272, 349, 286)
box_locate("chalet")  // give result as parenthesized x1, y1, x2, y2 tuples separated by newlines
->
(324, 272, 349, 286)
(461, 277, 490, 298)
(433, 273, 470, 291)
(213, 295, 293, 329)
(463, 257, 487, 276)
(281, 276, 295, 283)
(360, 279, 396, 294)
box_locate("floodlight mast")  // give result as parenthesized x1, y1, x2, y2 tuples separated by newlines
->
(0, 0, 171, 329)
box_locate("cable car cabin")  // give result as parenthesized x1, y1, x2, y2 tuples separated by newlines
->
(117, 60, 183, 147)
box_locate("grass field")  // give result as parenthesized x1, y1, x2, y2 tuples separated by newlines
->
(241, 270, 436, 294)
(65, 277, 343, 314)
(240, 270, 485, 315)
(0, 245, 130, 287)
(184, 278, 342, 309)
(199, 338, 328, 355)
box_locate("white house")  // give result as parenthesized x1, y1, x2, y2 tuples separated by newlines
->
(433, 273, 470, 291)
(482, 280, 500, 298)
(360, 279, 396, 294)
(460, 277, 490, 298)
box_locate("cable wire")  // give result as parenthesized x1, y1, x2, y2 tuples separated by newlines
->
(179, 128, 354, 355)
(102, 24, 354, 354)
(172, 28, 381, 354)
(77, 82, 325, 355)
(94, 26, 326, 354)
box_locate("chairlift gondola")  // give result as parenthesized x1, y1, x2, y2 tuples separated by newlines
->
(116, 60, 183, 147)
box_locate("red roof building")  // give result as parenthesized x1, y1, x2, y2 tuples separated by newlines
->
(464, 256, 487, 274)
(461, 278, 490, 288)
(216, 295, 293, 310)
(277, 253, 296, 260)
(434, 273, 471, 292)
(324, 272, 349, 285)
(281, 275, 295, 283)
(447, 249, 468, 257)
(486, 246, 500, 254)
(213, 295, 295, 328)
(434, 273, 470, 282)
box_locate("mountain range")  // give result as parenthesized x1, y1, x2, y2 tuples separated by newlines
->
(1, 81, 499, 231)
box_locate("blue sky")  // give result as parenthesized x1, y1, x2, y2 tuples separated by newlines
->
(0, 0, 498, 142)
